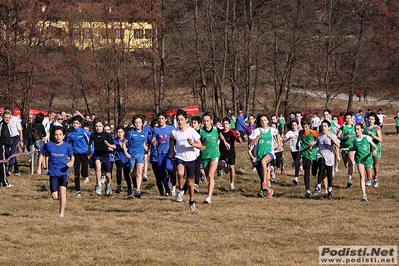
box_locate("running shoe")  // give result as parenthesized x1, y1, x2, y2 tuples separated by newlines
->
(59, 213, 64, 218)
(266, 189, 274, 199)
(142, 174, 148, 182)
(127, 189, 133, 197)
(361, 194, 368, 201)
(230, 183, 235, 190)
(257, 190, 264, 197)
(365, 179, 372, 186)
(200, 169, 206, 182)
(281, 167, 285, 175)
(312, 187, 321, 196)
(194, 184, 200, 193)
(176, 189, 184, 202)
(373, 179, 379, 188)
(5, 184, 14, 188)
(95, 184, 102, 195)
(299, 165, 303, 171)
(224, 162, 229, 174)
(293, 177, 299, 186)
(15, 172, 21, 176)
(327, 191, 333, 200)
(134, 189, 141, 198)
(261, 182, 268, 191)
(105, 185, 112, 195)
(76, 191, 82, 199)
(171, 186, 176, 196)
(203, 197, 212, 204)
(216, 169, 223, 177)
(189, 201, 196, 211)
(305, 190, 311, 199)
(83, 177, 90, 184)
(346, 179, 353, 188)
(115, 185, 122, 194)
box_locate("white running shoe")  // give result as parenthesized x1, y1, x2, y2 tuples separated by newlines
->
(190, 201, 196, 211)
(83, 177, 89, 184)
(95, 184, 102, 195)
(200, 169, 206, 182)
(171, 186, 176, 196)
(176, 189, 184, 202)
(230, 183, 235, 190)
(203, 197, 212, 204)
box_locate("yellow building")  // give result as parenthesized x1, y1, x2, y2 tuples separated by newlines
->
(42, 20, 152, 52)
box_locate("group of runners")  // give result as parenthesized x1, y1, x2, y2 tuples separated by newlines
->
(3, 106, 391, 217)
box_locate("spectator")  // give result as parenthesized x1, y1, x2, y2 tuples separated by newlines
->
(6, 108, 24, 176)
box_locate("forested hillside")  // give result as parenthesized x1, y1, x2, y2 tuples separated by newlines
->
(1, 0, 398, 124)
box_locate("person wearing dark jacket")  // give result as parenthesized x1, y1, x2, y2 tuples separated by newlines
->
(0, 111, 12, 187)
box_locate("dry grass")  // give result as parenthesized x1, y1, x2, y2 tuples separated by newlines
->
(0, 126, 398, 266)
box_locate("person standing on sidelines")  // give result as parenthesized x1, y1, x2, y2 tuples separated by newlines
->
(0, 111, 12, 187)
(6, 109, 24, 176)
(337, 112, 356, 188)
(88, 118, 116, 196)
(249, 114, 280, 198)
(66, 116, 90, 198)
(122, 115, 148, 198)
(37, 126, 74, 218)
(364, 112, 382, 188)
(200, 112, 230, 204)
(219, 117, 241, 190)
(169, 109, 204, 211)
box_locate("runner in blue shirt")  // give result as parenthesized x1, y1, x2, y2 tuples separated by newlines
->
(66, 116, 90, 198)
(113, 126, 132, 196)
(152, 111, 176, 196)
(37, 126, 74, 218)
(122, 114, 148, 198)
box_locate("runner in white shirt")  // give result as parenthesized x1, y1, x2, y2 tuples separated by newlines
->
(284, 120, 300, 185)
(169, 109, 204, 211)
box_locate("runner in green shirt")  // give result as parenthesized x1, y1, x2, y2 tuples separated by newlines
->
(200, 112, 229, 204)
(342, 123, 377, 202)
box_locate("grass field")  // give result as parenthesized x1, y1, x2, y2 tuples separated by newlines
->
(0, 124, 398, 265)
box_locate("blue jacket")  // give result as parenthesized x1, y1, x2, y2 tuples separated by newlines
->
(236, 115, 246, 132)
(66, 127, 90, 155)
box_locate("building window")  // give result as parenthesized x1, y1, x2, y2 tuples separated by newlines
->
(115, 29, 124, 40)
(84, 28, 92, 39)
(145, 29, 152, 39)
(134, 29, 143, 39)
(73, 28, 81, 38)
